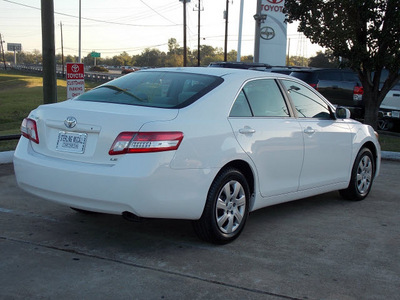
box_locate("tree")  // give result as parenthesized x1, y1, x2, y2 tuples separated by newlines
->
(285, 0, 400, 129)
(308, 50, 340, 68)
(112, 51, 133, 66)
(287, 55, 310, 67)
(168, 38, 181, 55)
(135, 48, 164, 67)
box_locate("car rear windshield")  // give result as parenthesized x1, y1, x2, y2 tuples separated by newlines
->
(75, 71, 223, 108)
(290, 71, 317, 82)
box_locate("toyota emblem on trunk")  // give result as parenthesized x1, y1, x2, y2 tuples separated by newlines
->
(64, 116, 77, 128)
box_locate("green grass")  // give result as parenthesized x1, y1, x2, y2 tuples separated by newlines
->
(378, 132, 400, 152)
(0, 70, 99, 151)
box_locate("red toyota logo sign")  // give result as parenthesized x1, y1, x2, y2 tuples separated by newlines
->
(67, 63, 83, 74)
(66, 63, 84, 79)
(266, 0, 283, 3)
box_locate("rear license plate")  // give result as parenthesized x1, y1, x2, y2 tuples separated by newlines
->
(56, 131, 87, 153)
(392, 111, 400, 118)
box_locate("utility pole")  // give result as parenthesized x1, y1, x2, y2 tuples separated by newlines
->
(181, 0, 188, 67)
(0, 33, 6, 70)
(41, 0, 57, 104)
(194, 0, 203, 66)
(60, 21, 64, 77)
(224, 0, 229, 62)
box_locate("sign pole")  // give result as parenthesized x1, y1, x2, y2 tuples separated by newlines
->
(253, 0, 262, 63)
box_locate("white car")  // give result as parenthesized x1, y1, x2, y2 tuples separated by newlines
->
(379, 82, 400, 130)
(14, 67, 381, 244)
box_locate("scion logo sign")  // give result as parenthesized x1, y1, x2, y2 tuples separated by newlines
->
(257, 0, 287, 65)
(260, 27, 275, 40)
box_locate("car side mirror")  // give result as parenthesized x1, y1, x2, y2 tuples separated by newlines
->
(336, 107, 351, 119)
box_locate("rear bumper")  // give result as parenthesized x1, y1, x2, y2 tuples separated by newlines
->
(13, 139, 214, 220)
(379, 108, 400, 120)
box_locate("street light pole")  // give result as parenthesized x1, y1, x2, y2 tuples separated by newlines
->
(60, 21, 64, 77)
(78, 0, 81, 63)
(237, 0, 244, 62)
(0, 33, 6, 70)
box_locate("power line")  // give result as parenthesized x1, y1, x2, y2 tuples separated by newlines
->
(2, 0, 180, 27)
(139, 0, 179, 25)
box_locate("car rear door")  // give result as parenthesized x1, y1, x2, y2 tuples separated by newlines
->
(228, 79, 304, 198)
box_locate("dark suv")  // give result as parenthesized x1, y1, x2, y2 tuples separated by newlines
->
(290, 68, 364, 118)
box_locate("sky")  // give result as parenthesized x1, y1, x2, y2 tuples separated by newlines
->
(0, 0, 323, 60)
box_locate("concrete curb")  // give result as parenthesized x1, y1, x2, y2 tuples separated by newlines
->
(0, 151, 15, 164)
(1, 150, 400, 165)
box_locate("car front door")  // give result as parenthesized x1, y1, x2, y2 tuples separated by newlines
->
(228, 79, 304, 198)
(280, 79, 353, 190)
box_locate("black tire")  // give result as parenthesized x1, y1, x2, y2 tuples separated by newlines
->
(339, 148, 375, 201)
(378, 119, 393, 131)
(193, 168, 250, 244)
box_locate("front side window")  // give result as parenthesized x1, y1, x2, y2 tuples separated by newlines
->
(281, 80, 332, 119)
(75, 71, 223, 108)
(230, 79, 289, 117)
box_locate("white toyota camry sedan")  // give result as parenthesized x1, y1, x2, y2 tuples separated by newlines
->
(14, 67, 381, 244)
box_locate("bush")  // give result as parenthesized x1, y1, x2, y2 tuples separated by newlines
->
(89, 66, 109, 73)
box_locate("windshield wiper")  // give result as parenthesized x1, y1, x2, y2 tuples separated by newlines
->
(100, 85, 147, 102)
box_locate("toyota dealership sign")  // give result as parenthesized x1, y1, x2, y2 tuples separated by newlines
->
(258, 0, 287, 65)
(66, 63, 85, 99)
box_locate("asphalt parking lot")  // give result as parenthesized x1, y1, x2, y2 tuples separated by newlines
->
(1, 160, 399, 300)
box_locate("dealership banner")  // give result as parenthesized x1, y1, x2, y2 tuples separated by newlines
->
(258, 0, 287, 66)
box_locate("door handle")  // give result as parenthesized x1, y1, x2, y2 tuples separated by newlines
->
(304, 127, 315, 135)
(239, 127, 256, 134)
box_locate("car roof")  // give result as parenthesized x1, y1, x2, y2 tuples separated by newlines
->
(140, 67, 290, 80)
(208, 61, 271, 69)
(290, 68, 355, 73)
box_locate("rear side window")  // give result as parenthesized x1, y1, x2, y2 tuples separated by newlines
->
(342, 72, 359, 82)
(290, 72, 316, 82)
(75, 71, 223, 108)
(230, 79, 289, 117)
(318, 71, 342, 81)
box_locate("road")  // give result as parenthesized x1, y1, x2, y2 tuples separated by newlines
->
(1, 161, 399, 299)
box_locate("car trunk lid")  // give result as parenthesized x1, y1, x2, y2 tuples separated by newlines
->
(27, 100, 178, 164)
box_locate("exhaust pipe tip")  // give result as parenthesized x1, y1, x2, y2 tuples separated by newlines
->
(122, 211, 143, 222)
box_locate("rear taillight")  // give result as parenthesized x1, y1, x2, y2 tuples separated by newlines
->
(309, 83, 318, 90)
(21, 118, 39, 144)
(353, 86, 364, 94)
(109, 132, 184, 155)
(353, 86, 364, 101)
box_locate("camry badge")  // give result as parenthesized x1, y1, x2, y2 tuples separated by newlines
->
(64, 116, 77, 129)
